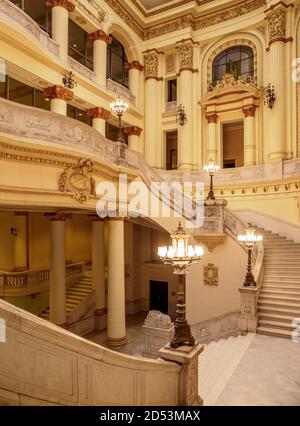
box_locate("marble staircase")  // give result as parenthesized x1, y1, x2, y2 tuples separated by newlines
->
(256, 228, 300, 339)
(40, 270, 93, 321)
(198, 333, 255, 406)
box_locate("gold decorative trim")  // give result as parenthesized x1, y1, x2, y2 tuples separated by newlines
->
(204, 263, 218, 286)
(194, 233, 227, 253)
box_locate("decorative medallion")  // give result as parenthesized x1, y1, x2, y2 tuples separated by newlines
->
(58, 158, 96, 203)
(204, 263, 218, 286)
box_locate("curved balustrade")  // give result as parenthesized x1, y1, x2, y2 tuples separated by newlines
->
(0, 0, 59, 56)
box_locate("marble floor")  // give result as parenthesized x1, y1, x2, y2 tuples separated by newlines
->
(85, 313, 147, 357)
(216, 334, 300, 406)
(86, 317, 300, 406)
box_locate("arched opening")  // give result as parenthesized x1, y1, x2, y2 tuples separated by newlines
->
(106, 36, 129, 88)
(212, 45, 254, 86)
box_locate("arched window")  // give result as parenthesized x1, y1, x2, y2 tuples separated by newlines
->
(107, 36, 129, 88)
(212, 45, 254, 86)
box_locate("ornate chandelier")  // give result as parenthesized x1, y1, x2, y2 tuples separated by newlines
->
(238, 225, 262, 287)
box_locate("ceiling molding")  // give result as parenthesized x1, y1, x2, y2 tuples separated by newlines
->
(104, 0, 267, 40)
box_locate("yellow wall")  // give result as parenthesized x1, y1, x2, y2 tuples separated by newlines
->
(0, 212, 15, 271)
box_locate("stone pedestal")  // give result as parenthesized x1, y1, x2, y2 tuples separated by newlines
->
(142, 310, 174, 359)
(239, 286, 259, 333)
(158, 343, 204, 406)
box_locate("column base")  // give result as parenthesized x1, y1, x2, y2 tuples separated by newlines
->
(106, 336, 127, 347)
(95, 308, 107, 316)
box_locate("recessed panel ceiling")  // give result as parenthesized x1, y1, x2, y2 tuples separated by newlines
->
(137, 0, 179, 10)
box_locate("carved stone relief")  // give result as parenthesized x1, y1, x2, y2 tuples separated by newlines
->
(204, 264, 218, 286)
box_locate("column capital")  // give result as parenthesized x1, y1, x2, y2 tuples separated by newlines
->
(243, 105, 256, 117)
(265, 2, 293, 47)
(15, 211, 28, 216)
(88, 215, 106, 222)
(205, 113, 218, 124)
(176, 40, 198, 74)
(44, 85, 73, 101)
(46, 0, 75, 12)
(125, 61, 144, 72)
(45, 213, 71, 221)
(123, 126, 143, 137)
(143, 49, 164, 81)
(87, 107, 111, 120)
(88, 30, 112, 44)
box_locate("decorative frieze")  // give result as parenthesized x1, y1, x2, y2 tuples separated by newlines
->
(125, 61, 144, 71)
(46, 0, 75, 12)
(123, 126, 143, 137)
(44, 85, 73, 101)
(88, 30, 112, 44)
(87, 107, 111, 120)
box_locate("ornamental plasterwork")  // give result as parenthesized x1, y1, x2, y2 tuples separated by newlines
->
(177, 44, 193, 69)
(267, 8, 286, 43)
(207, 73, 258, 93)
(104, 0, 266, 40)
(204, 264, 218, 286)
(143, 53, 158, 77)
(58, 158, 96, 203)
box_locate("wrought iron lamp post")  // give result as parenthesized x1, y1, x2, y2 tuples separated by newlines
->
(157, 222, 204, 348)
(203, 159, 220, 200)
(110, 97, 129, 144)
(238, 225, 262, 287)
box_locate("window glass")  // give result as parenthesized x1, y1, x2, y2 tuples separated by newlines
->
(107, 36, 129, 88)
(167, 79, 177, 102)
(35, 89, 50, 111)
(8, 77, 33, 106)
(212, 46, 254, 86)
(10, 1, 51, 34)
(106, 122, 128, 144)
(0, 79, 6, 99)
(68, 19, 93, 70)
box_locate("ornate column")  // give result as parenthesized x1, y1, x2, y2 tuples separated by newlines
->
(46, 0, 74, 61)
(243, 105, 256, 166)
(265, 2, 289, 160)
(87, 107, 111, 136)
(143, 50, 163, 168)
(13, 212, 28, 272)
(89, 216, 106, 329)
(46, 213, 67, 327)
(125, 61, 144, 109)
(176, 40, 197, 170)
(205, 113, 218, 163)
(44, 85, 73, 116)
(106, 219, 127, 347)
(123, 126, 143, 151)
(88, 30, 112, 87)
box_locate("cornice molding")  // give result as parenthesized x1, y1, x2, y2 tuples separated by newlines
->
(104, 0, 266, 40)
(46, 0, 75, 12)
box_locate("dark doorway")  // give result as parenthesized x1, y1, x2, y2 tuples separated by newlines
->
(150, 281, 168, 314)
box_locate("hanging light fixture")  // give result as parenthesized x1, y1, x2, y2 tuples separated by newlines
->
(110, 97, 129, 144)
(203, 159, 220, 200)
(158, 222, 204, 348)
(238, 225, 262, 287)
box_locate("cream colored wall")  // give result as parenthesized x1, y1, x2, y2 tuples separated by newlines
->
(28, 213, 51, 270)
(69, 215, 92, 264)
(187, 236, 246, 325)
(222, 121, 244, 167)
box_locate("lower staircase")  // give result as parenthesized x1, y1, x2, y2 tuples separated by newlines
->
(198, 333, 255, 406)
(40, 270, 93, 321)
(256, 228, 300, 339)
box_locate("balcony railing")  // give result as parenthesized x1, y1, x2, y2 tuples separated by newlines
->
(107, 78, 136, 106)
(0, 0, 59, 56)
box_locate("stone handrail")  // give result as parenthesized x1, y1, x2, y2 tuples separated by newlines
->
(0, 262, 86, 297)
(0, 0, 59, 56)
(107, 79, 136, 106)
(224, 208, 264, 287)
(0, 298, 200, 405)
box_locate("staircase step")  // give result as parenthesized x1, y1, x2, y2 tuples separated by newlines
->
(259, 312, 297, 323)
(262, 284, 300, 291)
(264, 278, 300, 284)
(260, 289, 300, 297)
(258, 298, 300, 308)
(258, 319, 295, 331)
(258, 304, 300, 316)
(256, 326, 293, 339)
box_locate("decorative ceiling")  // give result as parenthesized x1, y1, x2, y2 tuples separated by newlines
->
(137, 0, 179, 10)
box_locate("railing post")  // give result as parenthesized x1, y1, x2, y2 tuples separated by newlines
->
(158, 343, 204, 406)
(239, 286, 259, 334)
